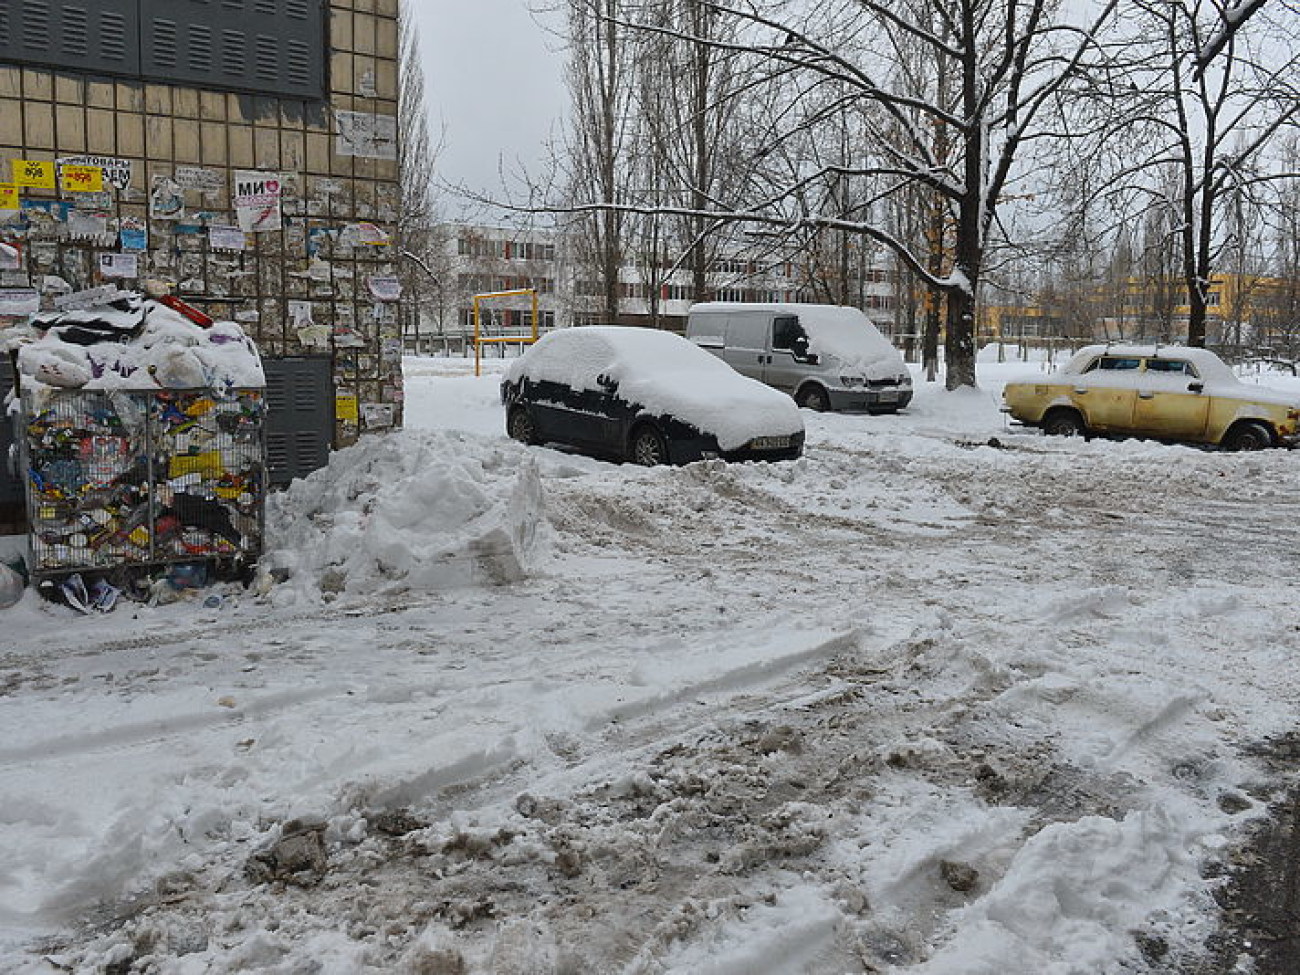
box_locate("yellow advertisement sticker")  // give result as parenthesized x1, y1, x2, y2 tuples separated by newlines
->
(60, 165, 104, 193)
(12, 159, 55, 189)
(0, 184, 17, 209)
(336, 393, 359, 422)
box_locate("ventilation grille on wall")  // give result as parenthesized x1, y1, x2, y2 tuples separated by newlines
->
(0, 0, 326, 101)
(1, 1, 142, 74)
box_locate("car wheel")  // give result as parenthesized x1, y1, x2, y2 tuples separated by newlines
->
(1222, 421, 1273, 451)
(507, 406, 538, 445)
(629, 424, 669, 466)
(796, 384, 830, 412)
(1042, 408, 1087, 438)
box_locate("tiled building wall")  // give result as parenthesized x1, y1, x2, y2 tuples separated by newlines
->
(0, 0, 404, 444)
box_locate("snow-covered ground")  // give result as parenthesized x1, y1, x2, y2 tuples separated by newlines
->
(3, 348, 1299, 974)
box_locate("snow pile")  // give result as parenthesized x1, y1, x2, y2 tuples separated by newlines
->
(4, 355, 1300, 973)
(7, 293, 264, 392)
(506, 326, 804, 450)
(260, 430, 548, 603)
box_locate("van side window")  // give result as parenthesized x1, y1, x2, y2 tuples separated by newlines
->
(1097, 357, 1141, 371)
(772, 316, 806, 352)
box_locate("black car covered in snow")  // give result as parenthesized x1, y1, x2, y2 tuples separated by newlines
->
(500, 326, 805, 466)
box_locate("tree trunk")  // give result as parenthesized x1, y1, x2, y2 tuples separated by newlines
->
(945, 285, 978, 389)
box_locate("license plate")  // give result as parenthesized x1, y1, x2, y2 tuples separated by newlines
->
(876, 390, 899, 402)
(749, 436, 791, 450)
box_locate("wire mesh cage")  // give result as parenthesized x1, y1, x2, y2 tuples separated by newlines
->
(20, 386, 266, 579)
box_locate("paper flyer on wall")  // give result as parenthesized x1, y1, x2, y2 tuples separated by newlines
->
(334, 111, 398, 160)
(367, 275, 402, 301)
(233, 171, 283, 233)
(209, 224, 247, 251)
(98, 253, 139, 280)
(150, 176, 185, 220)
(119, 217, 148, 251)
(58, 155, 133, 192)
(172, 166, 224, 192)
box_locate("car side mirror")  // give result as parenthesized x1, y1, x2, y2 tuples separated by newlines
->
(1188, 381, 1204, 394)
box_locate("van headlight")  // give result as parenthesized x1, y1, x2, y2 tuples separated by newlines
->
(840, 376, 866, 388)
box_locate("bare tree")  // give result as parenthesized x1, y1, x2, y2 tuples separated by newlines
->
(557, 0, 1122, 389)
(564, 0, 639, 324)
(1121, 0, 1300, 346)
(396, 2, 446, 347)
(1257, 135, 1300, 361)
(1196, 0, 1270, 76)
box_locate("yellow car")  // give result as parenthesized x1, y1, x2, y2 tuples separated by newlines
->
(1002, 345, 1300, 450)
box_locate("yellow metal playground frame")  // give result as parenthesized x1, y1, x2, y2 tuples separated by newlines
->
(472, 289, 540, 376)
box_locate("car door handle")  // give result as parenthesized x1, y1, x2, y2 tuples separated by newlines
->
(1138, 391, 1154, 399)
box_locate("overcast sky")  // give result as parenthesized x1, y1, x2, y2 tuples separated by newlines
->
(410, 2, 569, 210)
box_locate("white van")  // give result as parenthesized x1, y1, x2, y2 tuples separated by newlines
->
(685, 302, 913, 412)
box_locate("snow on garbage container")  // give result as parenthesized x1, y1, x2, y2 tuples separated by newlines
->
(6, 291, 267, 588)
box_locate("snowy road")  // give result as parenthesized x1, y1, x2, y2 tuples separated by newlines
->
(4, 355, 1300, 973)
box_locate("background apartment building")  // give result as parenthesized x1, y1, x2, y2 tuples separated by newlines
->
(404, 221, 900, 353)
(0, 0, 404, 495)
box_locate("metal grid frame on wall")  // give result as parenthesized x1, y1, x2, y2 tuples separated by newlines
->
(20, 386, 266, 578)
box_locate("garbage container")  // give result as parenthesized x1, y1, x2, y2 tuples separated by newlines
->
(21, 385, 265, 580)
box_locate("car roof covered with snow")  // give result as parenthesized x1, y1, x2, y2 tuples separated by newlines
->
(505, 326, 803, 450)
(690, 302, 901, 371)
(1059, 344, 1236, 382)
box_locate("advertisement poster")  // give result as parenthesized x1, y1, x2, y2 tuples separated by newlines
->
(367, 275, 402, 301)
(150, 175, 185, 220)
(11, 160, 55, 190)
(233, 171, 283, 233)
(342, 222, 390, 247)
(119, 217, 148, 251)
(335, 392, 359, 422)
(59, 165, 104, 194)
(58, 155, 133, 192)
(0, 184, 17, 210)
(208, 224, 247, 251)
(290, 301, 330, 348)
(66, 209, 109, 240)
(361, 403, 395, 430)
(98, 253, 139, 279)
(334, 111, 398, 160)
(172, 166, 223, 192)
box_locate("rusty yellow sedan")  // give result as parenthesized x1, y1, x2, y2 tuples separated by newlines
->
(1002, 345, 1300, 450)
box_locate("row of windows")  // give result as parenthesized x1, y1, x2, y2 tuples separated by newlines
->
(458, 308, 556, 330)
(457, 237, 557, 262)
(457, 274, 555, 295)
